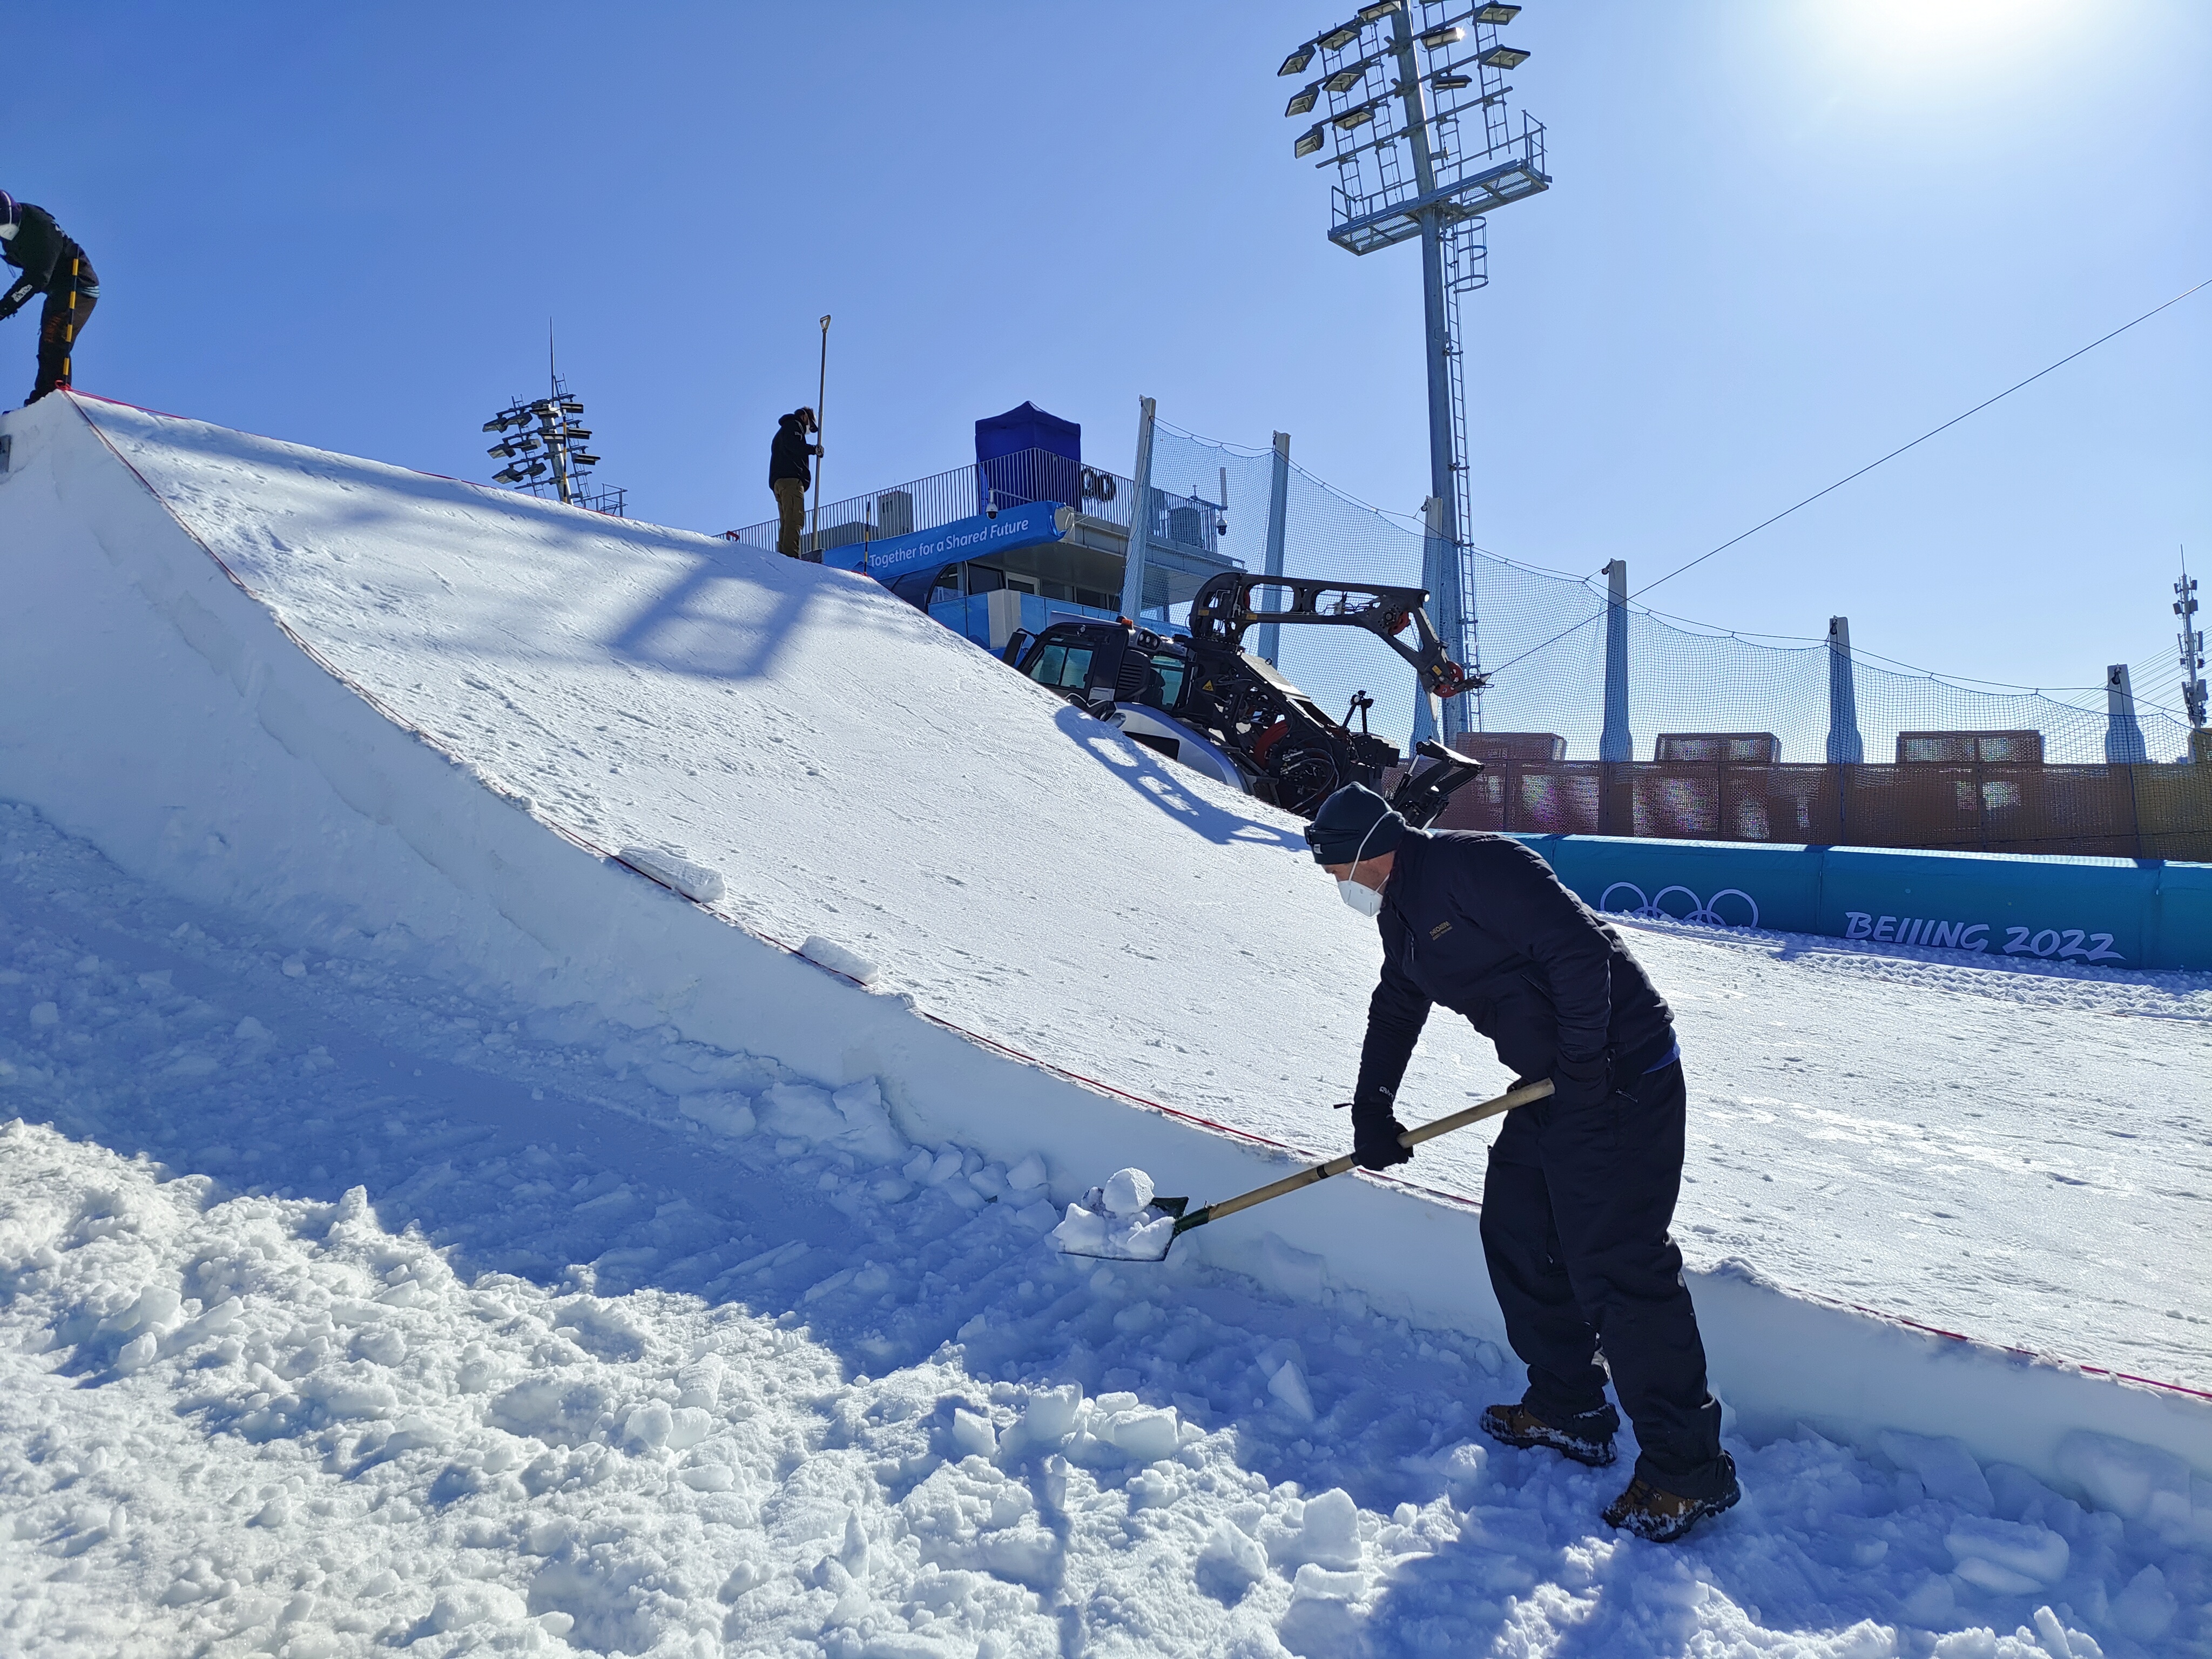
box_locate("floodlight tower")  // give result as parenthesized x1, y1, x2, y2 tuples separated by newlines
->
(482, 332, 625, 516)
(1279, 0, 1549, 741)
(2177, 551, 2207, 731)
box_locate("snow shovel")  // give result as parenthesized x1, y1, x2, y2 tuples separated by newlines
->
(1052, 1078, 1554, 1264)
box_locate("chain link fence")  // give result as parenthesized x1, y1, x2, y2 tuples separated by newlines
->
(1148, 422, 2207, 859)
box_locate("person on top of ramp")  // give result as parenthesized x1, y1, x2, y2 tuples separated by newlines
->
(1307, 782, 1741, 1542)
(768, 407, 821, 559)
(0, 192, 99, 407)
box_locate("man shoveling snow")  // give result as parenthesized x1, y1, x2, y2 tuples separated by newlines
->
(1309, 781, 1741, 1543)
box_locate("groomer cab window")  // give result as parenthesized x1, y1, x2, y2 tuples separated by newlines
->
(1140, 652, 1186, 710)
(1027, 642, 1095, 692)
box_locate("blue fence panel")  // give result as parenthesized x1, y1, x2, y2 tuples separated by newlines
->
(1509, 834, 2212, 973)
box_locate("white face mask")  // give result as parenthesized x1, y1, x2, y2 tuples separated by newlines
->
(1337, 879, 1384, 919)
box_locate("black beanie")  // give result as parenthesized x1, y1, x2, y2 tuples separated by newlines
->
(1304, 783, 1406, 866)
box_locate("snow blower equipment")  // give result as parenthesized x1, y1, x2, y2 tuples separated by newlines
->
(1051, 1078, 1555, 1263)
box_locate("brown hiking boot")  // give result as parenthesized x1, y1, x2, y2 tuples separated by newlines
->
(1602, 1453, 1741, 1542)
(1479, 1401, 1617, 1467)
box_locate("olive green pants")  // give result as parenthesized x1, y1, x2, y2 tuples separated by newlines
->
(773, 478, 807, 558)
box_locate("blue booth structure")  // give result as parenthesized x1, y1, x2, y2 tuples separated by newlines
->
(975, 403, 1081, 520)
(1514, 834, 2212, 973)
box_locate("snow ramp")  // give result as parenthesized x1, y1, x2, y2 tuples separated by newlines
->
(1, 392, 2206, 1502)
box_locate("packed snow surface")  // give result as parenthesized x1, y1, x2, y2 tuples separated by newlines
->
(24, 398, 2205, 1391)
(4, 801, 2208, 1657)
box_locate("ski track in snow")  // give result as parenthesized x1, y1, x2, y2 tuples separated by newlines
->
(73, 404, 2212, 1395)
(5, 804, 2209, 1657)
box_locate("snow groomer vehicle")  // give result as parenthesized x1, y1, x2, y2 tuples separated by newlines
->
(1003, 572, 1487, 824)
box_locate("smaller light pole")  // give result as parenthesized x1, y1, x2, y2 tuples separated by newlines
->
(1118, 396, 1159, 622)
(811, 315, 831, 558)
(2176, 550, 2206, 731)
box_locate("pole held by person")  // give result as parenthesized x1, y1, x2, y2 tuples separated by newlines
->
(810, 314, 830, 559)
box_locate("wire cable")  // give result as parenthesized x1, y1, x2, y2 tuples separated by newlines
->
(1485, 276, 2212, 681)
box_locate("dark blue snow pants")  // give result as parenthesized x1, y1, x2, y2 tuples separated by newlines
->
(1480, 1057, 1730, 1499)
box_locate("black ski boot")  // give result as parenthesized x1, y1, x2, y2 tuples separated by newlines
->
(1480, 1401, 1617, 1467)
(1602, 1453, 1741, 1542)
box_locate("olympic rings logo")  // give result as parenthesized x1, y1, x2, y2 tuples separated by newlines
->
(1597, 882, 1760, 930)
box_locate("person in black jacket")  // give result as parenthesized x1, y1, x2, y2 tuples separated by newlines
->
(768, 408, 821, 559)
(0, 192, 99, 406)
(1307, 781, 1739, 1541)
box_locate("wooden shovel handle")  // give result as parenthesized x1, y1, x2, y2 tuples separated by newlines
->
(1187, 1078, 1555, 1230)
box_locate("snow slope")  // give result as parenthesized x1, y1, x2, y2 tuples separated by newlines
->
(0, 391, 2208, 1591)
(3, 799, 2206, 1657)
(5, 392, 2205, 1395)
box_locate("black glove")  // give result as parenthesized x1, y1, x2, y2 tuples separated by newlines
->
(1550, 1051, 1613, 1111)
(1351, 1110, 1413, 1171)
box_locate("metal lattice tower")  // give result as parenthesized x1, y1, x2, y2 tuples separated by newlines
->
(1279, 0, 1549, 740)
(482, 332, 626, 517)
(2178, 551, 2207, 731)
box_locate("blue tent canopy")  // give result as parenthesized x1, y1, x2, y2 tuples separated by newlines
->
(975, 402, 1080, 515)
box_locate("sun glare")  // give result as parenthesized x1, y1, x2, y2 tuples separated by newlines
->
(1806, 0, 2071, 82)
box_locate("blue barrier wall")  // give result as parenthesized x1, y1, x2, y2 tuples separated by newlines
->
(1508, 834, 2212, 973)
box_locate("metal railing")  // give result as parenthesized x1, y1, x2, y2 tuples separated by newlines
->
(727, 446, 1226, 562)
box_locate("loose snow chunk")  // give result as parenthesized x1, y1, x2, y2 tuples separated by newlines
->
(2055, 1429, 2195, 1533)
(678, 1091, 757, 1137)
(675, 1353, 725, 1409)
(618, 845, 726, 903)
(430, 1582, 528, 1632)
(1944, 1515, 2068, 1590)
(1101, 1168, 1155, 1216)
(1100, 1405, 1180, 1463)
(952, 1407, 998, 1460)
(754, 1080, 905, 1164)
(1050, 1197, 1177, 1262)
(1269, 1358, 1318, 1422)
(1880, 1429, 1994, 1513)
(1289, 1488, 1363, 1570)
(1198, 1519, 1269, 1594)
(1022, 1384, 1084, 1444)
(798, 934, 878, 985)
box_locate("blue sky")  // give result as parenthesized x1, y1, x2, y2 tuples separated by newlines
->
(8, 2, 2206, 706)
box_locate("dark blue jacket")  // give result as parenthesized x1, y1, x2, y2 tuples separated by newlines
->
(769, 414, 814, 488)
(1355, 830, 1674, 1115)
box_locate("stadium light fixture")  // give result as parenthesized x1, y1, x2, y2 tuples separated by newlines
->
(1293, 123, 1327, 157)
(1431, 72, 1473, 90)
(1285, 83, 1320, 116)
(1278, 42, 1316, 75)
(1479, 45, 1529, 69)
(1317, 22, 1361, 51)
(1418, 24, 1466, 49)
(1322, 58, 1377, 93)
(1355, 1, 1401, 20)
(1474, 4, 1521, 21)
(1332, 102, 1378, 131)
